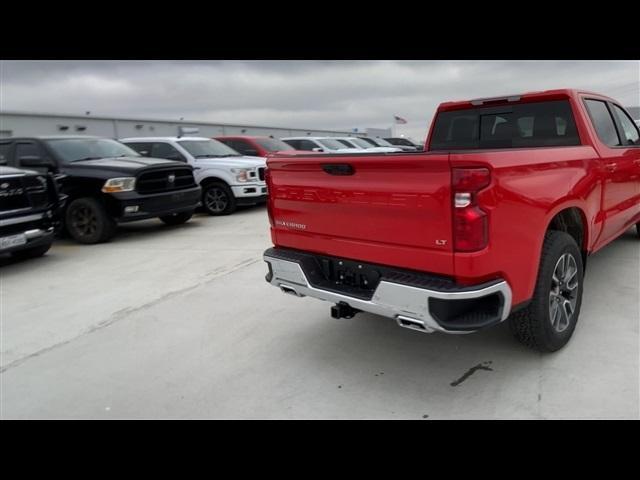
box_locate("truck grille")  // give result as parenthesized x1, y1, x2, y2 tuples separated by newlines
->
(258, 167, 265, 181)
(1, 175, 49, 212)
(136, 168, 196, 194)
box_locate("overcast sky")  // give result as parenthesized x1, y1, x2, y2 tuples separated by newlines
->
(1, 60, 638, 140)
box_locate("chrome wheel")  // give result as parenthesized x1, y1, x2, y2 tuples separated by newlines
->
(549, 253, 579, 333)
(204, 187, 229, 213)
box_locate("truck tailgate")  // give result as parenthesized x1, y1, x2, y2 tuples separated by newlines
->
(267, 153, 454, 275)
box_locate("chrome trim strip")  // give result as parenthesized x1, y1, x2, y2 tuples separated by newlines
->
(264, 254, 513, 334)
(0, 212, 45, 227)
(24, 228, 51, 239)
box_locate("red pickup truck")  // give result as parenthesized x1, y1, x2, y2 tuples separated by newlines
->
(263, 89, 640, 352)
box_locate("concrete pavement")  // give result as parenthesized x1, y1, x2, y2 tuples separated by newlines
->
(1, 207, 638, 419)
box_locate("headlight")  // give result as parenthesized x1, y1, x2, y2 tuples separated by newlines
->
(102, 177, 136, 193)
(231, 168, 256, 183)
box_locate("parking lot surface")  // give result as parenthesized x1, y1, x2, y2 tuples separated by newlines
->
(1, 206, 638, 419)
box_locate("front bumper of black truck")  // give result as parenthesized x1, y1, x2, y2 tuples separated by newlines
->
(263, 247, 513, 334)
(0, 212, 56, 254)
(111, 186, 202, 222)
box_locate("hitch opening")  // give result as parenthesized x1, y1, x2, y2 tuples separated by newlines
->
(331, 302, 361, 319)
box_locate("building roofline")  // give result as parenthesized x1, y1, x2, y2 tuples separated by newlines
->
(0, 110, 353, 134)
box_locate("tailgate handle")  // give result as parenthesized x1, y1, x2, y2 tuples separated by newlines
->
(322, 164, 354, 176)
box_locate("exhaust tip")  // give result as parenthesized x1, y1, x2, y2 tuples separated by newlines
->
(280, 284, 304, 297)
(396, 315, 434, 333)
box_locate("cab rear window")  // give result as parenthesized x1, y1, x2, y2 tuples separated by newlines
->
(430, 100, 580, 150)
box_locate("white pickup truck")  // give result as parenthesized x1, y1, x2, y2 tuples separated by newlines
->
(120, 137, 267, 215)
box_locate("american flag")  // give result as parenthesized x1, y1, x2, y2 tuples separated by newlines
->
(394, 115, 408, 124)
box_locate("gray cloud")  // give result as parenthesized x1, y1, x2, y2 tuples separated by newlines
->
(1, 60, 638, 141)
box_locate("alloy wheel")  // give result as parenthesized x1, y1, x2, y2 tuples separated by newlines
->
(70, 205, 98, 238)
(205, 187, 229, 213)
(549, 253, 579, 333)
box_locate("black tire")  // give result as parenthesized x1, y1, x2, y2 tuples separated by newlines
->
(11, 242, 52, 260)
(65, 197, 117, 244)
(159, 211, 193, 225)
(509, 231, 584, 352)
(636, 223, 639, 238)
(202, 182, 237, 216)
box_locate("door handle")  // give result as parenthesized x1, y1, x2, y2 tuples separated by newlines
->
(605, 162, 617, 172)
(322, 164, 355, 176)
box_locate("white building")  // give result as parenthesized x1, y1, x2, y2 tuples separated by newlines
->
(0, 111, 357, 139)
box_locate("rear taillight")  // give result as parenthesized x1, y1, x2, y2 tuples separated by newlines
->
(452, 168, 490, 252)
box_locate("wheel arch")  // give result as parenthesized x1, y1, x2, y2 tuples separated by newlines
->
(544, 204, 590, 271)
(199, 175, 231, 189)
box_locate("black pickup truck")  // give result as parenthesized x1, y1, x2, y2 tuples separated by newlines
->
(0, 166, 65, 259)
(0, 136, 201, 244)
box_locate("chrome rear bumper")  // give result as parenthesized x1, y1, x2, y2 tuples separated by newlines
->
(264, 248, 512, 334)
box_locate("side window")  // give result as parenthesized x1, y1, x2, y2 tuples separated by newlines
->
(584, 99, 621, 147)
(150, 143, 186, 162)
(0, 142, 11, 165)
(14, 142, 42, 165)
(611, 104, 640, 146)
(127, 142, 153, 156)
(299, 140, 318, 151)
(229, 140, 252, 155)
(283, 140, 300, 149)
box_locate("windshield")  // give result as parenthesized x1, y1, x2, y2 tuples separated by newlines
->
(317, 138, 350, 150)
(45, 138, 140, 163)
(255, 138, 292, 152)
(385, 137, 415, 146)
(371, 137, 395, 147)
(359, 138, 377, 146)
(178, 139, 240, 158)
(336, 139, 357, 149)
(347, 138, 375, 149)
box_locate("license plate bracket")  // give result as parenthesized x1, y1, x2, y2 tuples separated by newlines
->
(0, 233, 27, 250)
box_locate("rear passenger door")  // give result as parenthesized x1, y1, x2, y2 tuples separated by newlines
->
(583, 98, 640, 242)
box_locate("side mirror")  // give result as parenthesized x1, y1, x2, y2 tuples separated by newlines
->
(167, 155, 186, 162)
(312, 147, 324, 152)
(20, 155, 53, 168)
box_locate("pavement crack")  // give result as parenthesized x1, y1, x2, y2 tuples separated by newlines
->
(450, 361, 493, 387)
(0, 257, 261, 374)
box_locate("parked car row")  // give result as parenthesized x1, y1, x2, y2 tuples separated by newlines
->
(1, 130, 421, 259)
(0, 136, 268, 260)
(120, 137, 267, 216)
(215, 135, 423, 155)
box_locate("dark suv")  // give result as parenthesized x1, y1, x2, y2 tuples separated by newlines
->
(0, 136, 201, 244)
(1, 166, 65, 259)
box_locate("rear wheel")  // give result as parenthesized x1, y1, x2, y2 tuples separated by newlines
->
(65, 197, 117, 244)
(159, 211, 193, 225)
(509, 231, 584, 352)
(12, 243, 52, 260)
(202, 182, 237, 216)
